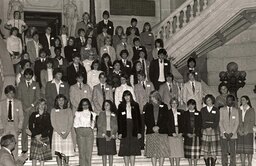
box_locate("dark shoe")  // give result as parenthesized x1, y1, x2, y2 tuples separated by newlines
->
(204, 158, 210, 166)
(210, 158, 217, 166)
(21, 151, 27, 154)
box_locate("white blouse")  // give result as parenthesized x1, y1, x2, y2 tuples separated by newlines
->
(74, 109, 97, 129)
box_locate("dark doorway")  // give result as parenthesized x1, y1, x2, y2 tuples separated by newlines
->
(24, 11, 62, 36)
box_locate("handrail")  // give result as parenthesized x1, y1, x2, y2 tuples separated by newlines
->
(152, 0, 216, 42)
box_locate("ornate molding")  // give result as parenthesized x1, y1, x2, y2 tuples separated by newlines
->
(23, 0, 63, 11)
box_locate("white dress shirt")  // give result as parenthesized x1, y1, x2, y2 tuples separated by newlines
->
(51, 79, 63, 94)
(240, 105, 250, 122)
(158, 59, 165, 82)
(126, 103, 132, 119)
(47, 68, 53, 81)
(87, 70, 101, 89)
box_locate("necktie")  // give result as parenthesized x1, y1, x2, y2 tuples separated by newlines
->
(192, 82, 195, 94)
(229, 107, 231, 119)
(27, 82, 31, 88)
(160, 60, 163, 64)
(169, 84, 172, 93)
(142, 60, 146, 73)
(142, 82, 146, 89)
(79, 83, 82, 90)
(102, 85, 106, 100)
(123, 43, 127, 49)
(8, 100, 12, 121)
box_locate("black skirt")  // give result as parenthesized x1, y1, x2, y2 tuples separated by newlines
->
(118, 119, 141, 156)
(97, 131, 117, 155)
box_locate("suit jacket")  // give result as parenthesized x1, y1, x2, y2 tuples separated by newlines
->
(26, 40, 40, 63)
(132, 46, 146, 62)
(238, 107, 255, 134)
(100, 45, 116, 63)
(117, 101, 141, 138)
(0, 148, 16, 166)
(97, 111, 118, 138)
(107, 70, 122, 88)
(17, 81, 40, 111)
(119, 60, 132, 76)
(134, 81, 154, 112)
(45, 80, 70, 112)
(52, 57, 69, 80)
(75, 37, 86, 51)
(183, 110, 202, 137)
(201, 106, 220, 129)
(34, 58, 48, 87)
(137, 58, 150, 80)
(70, 83, 92, 114)
(168, 109, 184, 135)
(97, 20, 114, 36)
(144, 102, 170, 135)
(64, 45, 76, 63)
(67, 63, 87, 86)
(116, 43, 133, 61)
(39, 33, 54, 56)
(0, 99, 23, 133)
(40, 69, 53, 95)
(92, 84, 113, 114)
(219, 106, 239, 139)
(140, 31, 154, 49)
(182, 81, 202, 110)
(149, 59, 171, 87)
(159, 82, 179, 109)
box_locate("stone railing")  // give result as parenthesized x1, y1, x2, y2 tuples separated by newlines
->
(153, 0, 215, 42)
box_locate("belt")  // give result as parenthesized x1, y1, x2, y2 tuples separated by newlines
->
(8, 120, 14, 122)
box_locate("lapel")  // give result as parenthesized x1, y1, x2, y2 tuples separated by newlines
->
(2, 99, 8, 121)
(50, 82, 58, 95)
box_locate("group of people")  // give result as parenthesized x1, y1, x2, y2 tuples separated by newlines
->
(0, 8, 255, 166)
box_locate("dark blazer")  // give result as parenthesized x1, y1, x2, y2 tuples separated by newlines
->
(201, 106, 220, 130)
(117, 101, 141, 138)
(183, 110, 202, 137)
(64, 45, 76, 63)
(119, 60, 132, 76)
(34, 58, 48, 87)
(67, 63, 87, 86)
(149, 59, 171, 88)
(52, 57, 69, 81)
(144, 102, 169, 135)
(126, 26, 140, 36)
(132, 46, 146, 62)
(168, 109, 184, 135)
(74, 37, 85, 51)
(107, 71, 122, 88)
(97, 20, 114, 36)
(45, 80, 69, 112)
(29, 111, 52, 138)
(39, 33, 54, 56)
(97, 111, 118, 138)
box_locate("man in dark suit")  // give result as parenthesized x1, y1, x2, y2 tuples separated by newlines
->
(0, 134, 25, 166)
(97, 10, 114, 36)
(149, 48, 171, 90)
(75, 28, 86, 52)
(52, 47, 69, 81)
(67, 52, 87, 86)
(132, 37, 146, 62)
(0, 85, 23, 158)
(39, 26, 54, 56)
(119, 49, 132, 77)
(126, 18, 140, 36)
(16, 69, 40, 154)
(34, 49, 48, 88)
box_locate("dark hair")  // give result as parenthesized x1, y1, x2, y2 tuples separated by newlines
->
(72, 52, 81, 59)
(10, 27, 19, 36)
(218, 82, 228, 94)
(187, 99, 197, 108)
(78, 28, 85, 35)
(102, 100, 117, 114)
(54, 47, 62, 53)
(98, 72, 106, 79)
(204, 94, 215, 105)
(131, 18, 138, 23)
(138, 48, 147, 59)
(75, 72, 85, 79)
(120, 49, 129, 58)
(53, 68, 63, 76)
(120, 73, 129, 80)
(32, 32, 39, 38)
(142, 22, 152, 32)
(4, 85, 16, 94)
(155, 38, 164, 48)
(226, 94, 235, 102)
(132, 61, 142, 73)
(187, 56, 196, 68)
(102, 10, 110, 18)
(133, 37, 140, 44)
(13, 11, 21, 19)
(54, 94, 68, 109)
(82, 12, 90, 19)
(121, 90, 135, 104)
(101, 53, 112, 66)
(166, 72, 174, 81)
(113, 60, 121, 67)
(137, 70, 146, 78)
(187, 71, 196, 78)
(158, 48, 167, 55)
(53, 37, 62, 48)
(77, 98, 94, 124)
(240, 95, 252, 108)
(67, 37, 75, 46)
(0, 134, 15, 148)
(115, 26, 124, 35)
(20, 59, 31, 69)
(85, 37, 93, 45)
(45, 58, 53, 65)
(91, 59, 100, 70)
(23, 68, 34, 76)
(39, 49, 47, 56)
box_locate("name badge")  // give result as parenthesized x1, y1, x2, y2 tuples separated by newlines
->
(32, 86, 36, 90)
(121, 112, 126, 115)
(177, 112, 181, 115)
(61, 131, 65, 134)
(159, 105, 164, 108)
(85, 47, 90, 50)
(149, 33, 152, 36)
(138, 48, 142, 50)
(16, 109, 19, 112)
(109, 26, 112, 29)
(126, 65, 130, 67)
(104, 48, 107, 51)
(84, 90, 87, 93)
(109, 66, 113, 69)
(93, 73, 96, 76)
(55, 109, 60, 112)
(212, 111, 216, 114)
(232, 116, 235, 119)
(51, 37, 54, 40)
(60, 84, 64, 87)
(111, 113, 115, 117)
(194, 112, 199, 116)
(164, 63, 168, 66)
(36, 114, 40, 118)
(146, 84, 150, 87)
(73, 49, 77, 51)
(106, 87, 109, 90)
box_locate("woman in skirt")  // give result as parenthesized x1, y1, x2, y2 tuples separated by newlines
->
(183, 99, 202, 166)
(117, 90, 142, 166)
(97, 100, 118, 166)
(51, 94, 74, 166)
(29, 98, 52, 166)
(200, 94, 221, 166)
(237, 96, 255, 166)
(168, 97, 184, 166)
(144, 90, 169, 166)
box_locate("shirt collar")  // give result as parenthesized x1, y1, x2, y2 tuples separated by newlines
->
(51, 79, 63, 84)
(189, 109, 195, 113)
(26, 80, 32, 84)
(3, 147, 11, 154)
(207, 106, 213, 112)
(240, 105, 250, 112)
(7, 98, 14, 103)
